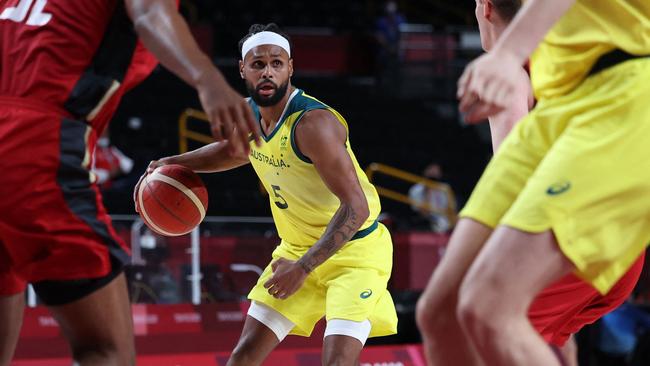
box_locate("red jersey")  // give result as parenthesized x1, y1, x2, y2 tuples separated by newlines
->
(0, 0, 157, 133)
(0, 0, 160, 298)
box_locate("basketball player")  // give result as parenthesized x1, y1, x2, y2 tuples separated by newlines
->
(0, 1, 257, 365)
(416, 0, 650, 365)
(142, 23, 398, 365)
(416, 1, 647, 366)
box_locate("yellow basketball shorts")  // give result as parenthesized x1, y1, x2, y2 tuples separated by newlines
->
(460, 58, 650, 295)
(248, 223, 398, 338)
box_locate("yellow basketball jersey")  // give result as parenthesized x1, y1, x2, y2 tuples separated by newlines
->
(247, 89, 381, 247)
(530, 0, 650, 99)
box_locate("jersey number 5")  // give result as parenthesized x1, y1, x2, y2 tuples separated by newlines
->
(1, 0, 52, 27)
(271, 185, 289, 209)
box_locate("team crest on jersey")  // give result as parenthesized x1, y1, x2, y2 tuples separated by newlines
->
(279, 135, 289, 151)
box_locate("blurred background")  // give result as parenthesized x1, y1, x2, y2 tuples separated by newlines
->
(14, 1, 650, 365)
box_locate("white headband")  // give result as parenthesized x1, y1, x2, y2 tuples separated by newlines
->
(241, 31, 291, 60)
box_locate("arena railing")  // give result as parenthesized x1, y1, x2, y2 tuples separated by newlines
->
(365, 162, 458, 226)
(179, 108, 211, 154)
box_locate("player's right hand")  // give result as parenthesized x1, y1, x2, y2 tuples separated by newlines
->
(196, 72, 261, 155)
(457, 50, 522, 123)
(133, 159, 168, 212)
(145, 159, 167, 174)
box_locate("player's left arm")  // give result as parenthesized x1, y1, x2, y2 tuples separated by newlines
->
(263, 109, 370, 299)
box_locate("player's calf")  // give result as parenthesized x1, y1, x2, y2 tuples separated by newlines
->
(70, 344, 132, 366)
(0, 293, 25, 366)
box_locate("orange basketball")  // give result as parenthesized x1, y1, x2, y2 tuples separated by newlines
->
(135, 164, 208, 236)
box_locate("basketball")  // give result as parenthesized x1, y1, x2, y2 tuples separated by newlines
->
(135, 164, 208, 236)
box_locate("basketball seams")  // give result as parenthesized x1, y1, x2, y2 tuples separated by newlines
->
(136, 166, 207, 236)
(137, 174, 176, 236)
(149, 172, 207, 219)
(177, 168, 204, 189)
(145, 179, 197, 229)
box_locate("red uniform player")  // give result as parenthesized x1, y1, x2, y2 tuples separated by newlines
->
(0, 1, 258, 364)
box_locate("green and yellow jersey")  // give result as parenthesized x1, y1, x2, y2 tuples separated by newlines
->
(530, 0, 650, 100)
(247, 88, 381, 247)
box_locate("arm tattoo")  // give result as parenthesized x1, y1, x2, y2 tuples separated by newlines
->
(297, 204, 361, 273)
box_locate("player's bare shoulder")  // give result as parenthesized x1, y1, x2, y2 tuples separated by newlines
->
(296, 108, 346, 139)
(294, 108, 347, 159)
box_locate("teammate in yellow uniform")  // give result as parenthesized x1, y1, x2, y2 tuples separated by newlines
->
(144, 23, 397, 365)
(416, 0, 650, 365)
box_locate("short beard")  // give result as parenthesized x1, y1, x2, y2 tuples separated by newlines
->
(246, 79, 289, 107)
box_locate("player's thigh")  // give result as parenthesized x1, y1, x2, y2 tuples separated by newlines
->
(461, 226, 575, 315)
(322, 231, 393, 326)
(47, 273, 134, 358)
(419, 218, 492, 305)
(501, 59, 650, 294)
(431, 106, 562, 305)
(501, 117, 650, 294)
(459, 105, 559, 231)
(248, 250, 326, 337)
(323, 266, 387, 322)
(321, 263, 397, 339)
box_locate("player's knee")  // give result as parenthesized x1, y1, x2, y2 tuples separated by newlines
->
(415, 296, 435, 334)
(228, 339, 262, 366)
(415, 292, 456, 336)
(457, 280, 499, 342)
(69, 329, 136, 366)
(322, 349, 359, 366)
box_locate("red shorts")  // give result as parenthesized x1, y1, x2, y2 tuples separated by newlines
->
(529, 254, 645, 346)
(0, 100, 129, 297)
